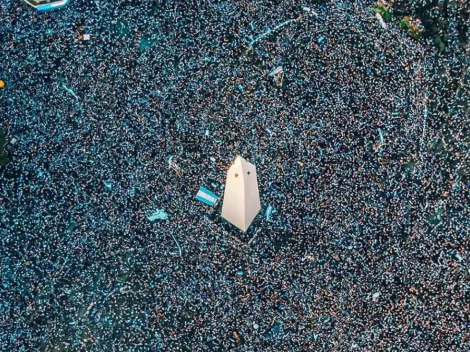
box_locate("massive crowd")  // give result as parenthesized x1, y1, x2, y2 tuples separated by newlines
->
(0, 0, 468, 351)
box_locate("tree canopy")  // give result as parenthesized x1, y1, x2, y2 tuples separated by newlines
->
(0, 129, 9, 166)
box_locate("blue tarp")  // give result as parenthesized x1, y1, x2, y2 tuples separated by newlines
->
(147, 209, 169, 222)
(36, 0, 71, 12)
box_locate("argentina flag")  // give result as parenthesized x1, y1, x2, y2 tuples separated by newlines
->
(195, 187, 219, 207)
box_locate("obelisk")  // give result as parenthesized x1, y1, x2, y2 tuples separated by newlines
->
(221, 156, 261, 232)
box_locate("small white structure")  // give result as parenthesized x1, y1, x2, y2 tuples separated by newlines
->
(221, 156, 261, 232)
(83, 34, 91, 41)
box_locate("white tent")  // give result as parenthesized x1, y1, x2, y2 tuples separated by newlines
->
(221, 156, 261, 232)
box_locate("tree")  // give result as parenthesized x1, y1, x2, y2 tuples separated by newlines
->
(372, 6, 392, 22)
(0, 129, 9, 166)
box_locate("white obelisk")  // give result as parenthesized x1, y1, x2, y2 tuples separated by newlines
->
(221, 156, 261, 232)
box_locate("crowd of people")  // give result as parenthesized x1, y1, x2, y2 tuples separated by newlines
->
(0, 0, 468, 351)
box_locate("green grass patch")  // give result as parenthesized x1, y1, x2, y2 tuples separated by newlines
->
(399, 19, 410, 30)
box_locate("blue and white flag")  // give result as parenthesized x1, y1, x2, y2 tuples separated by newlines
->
(195, 187, 219, 207)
